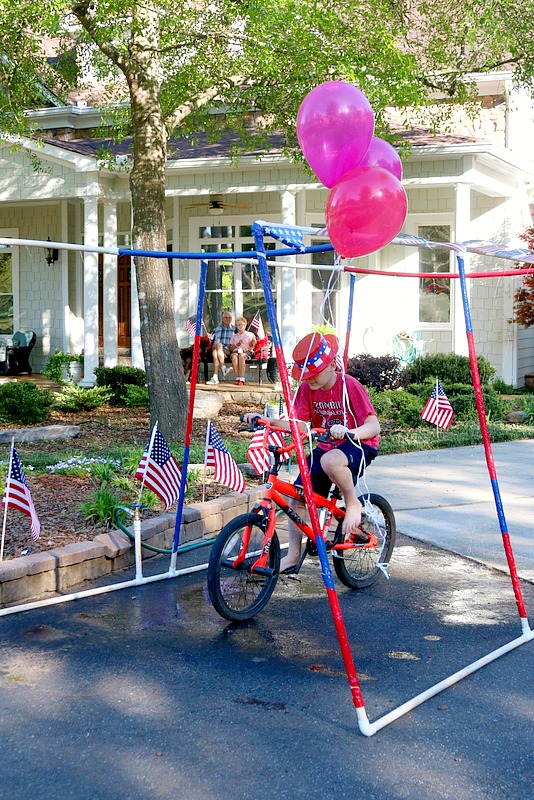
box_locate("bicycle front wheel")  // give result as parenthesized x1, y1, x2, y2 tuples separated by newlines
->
(207, 513, 280, 622)
(332, 493, 396, 589)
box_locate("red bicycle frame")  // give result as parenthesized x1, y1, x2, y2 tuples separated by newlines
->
(231, 420, 377, 574)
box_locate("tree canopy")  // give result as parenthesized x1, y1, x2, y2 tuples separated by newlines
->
(1, 0, 534, 438)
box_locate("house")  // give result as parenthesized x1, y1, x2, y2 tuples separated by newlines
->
(1, 71, 533, 385)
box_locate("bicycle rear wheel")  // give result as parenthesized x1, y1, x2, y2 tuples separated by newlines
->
(207, 513, 280, 621)
(332, 493, 396, 589)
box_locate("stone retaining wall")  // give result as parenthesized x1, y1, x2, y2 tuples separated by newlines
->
(0, 486, 265, 608)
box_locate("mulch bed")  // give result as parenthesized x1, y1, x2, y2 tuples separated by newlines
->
(0, 402, 257, 560)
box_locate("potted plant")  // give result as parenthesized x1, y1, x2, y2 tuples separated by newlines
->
(43, 349, 84, 384)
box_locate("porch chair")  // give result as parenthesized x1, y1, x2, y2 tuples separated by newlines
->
(0, 330, 37, 375)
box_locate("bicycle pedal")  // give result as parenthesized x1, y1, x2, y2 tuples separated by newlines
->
(305, 540, 318, 557)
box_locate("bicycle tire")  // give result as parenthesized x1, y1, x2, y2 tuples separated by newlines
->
(207, 513, 280, 621)
(332, 493, 396, 590)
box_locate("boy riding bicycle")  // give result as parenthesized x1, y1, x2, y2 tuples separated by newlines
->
(244, 332, 380, 573)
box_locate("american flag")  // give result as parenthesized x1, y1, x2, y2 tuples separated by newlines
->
(247, 425, 290, 475)
(135, 427, 185, 510)
(2, 446, 40, 541)
(249, 311, 269, 350)
(249, 310, 264, 336)
(420, 380, 455, 430)
(205, 422, 245, 493)
(186, 315, 198, 338)
(263, 225, 306, 252)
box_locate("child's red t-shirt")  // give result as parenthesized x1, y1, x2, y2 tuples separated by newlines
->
(293, 372, 379, 450)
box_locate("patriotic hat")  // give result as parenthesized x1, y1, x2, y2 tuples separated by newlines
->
(291, 333, 339, 380)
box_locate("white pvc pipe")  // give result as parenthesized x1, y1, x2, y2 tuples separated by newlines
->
(133, 512, 143, 582)
(356, 628, 534, 736)
(0, 236, 120, 255)
(0, 562, 209, 618)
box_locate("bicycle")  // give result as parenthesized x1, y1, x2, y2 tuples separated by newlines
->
(207, 418, 396, 621)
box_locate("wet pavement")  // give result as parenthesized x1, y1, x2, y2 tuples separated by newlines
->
(0, 530, 532, 800)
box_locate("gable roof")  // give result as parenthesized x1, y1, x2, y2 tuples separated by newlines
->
(39, 126, 481, 164)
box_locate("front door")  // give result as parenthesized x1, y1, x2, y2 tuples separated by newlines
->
(98, 255, 132, 349)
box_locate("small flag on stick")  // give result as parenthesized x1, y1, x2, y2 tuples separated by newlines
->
(135, 425, 185, 509)
(186, 315, 198, 338)
(247, 425, 290, 475)
(420, 379, 454, 430)
(205, 422, 245, 493)
(249, 311, 269, 349)
(2, 445, 40, 544)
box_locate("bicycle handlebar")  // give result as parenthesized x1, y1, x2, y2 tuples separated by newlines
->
(239, 413, 335, 446)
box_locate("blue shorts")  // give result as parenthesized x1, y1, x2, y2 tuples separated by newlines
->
(293, 441, 378, 499)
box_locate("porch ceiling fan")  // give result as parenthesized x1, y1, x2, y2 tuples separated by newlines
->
(186, 196, 252, 216)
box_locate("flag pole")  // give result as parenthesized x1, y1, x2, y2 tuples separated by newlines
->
(170, 258, 209, 571)
(202, 421, 211, 503)
(434, 377, 439, 435)
(137, 421, 158, 504)
(0, 439, 15, 562)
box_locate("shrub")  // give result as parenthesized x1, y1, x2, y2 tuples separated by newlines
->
(94, 365, 147, 405)
(406, 380, 505, 420)
(520, 395, 534, 424)
(79, 482, 122, 527)
(124, 384, 150, 408)
(407, 353, 495, 386)
(0, 382, 54, 424)
(369, 389, 423, 427)
(42, 350, 84, 384)
(492, 378, 515, 394)
(53, 385, 113, 412)
(445, 384, 506, 420)
(346, 353, 410, 392)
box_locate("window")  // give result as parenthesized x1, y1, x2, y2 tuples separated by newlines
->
(311, 244, 338, 328)
(0, 250, 14, 335)
(418, 224, 451, 324)
(197, 223, 276, 332)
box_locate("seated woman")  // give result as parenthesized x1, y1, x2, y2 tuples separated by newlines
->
(229, 317, 256, 385)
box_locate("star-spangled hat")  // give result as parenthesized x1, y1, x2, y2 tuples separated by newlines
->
(291, 333, 339, 381)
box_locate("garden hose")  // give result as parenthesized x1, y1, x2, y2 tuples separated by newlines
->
(113, 503, 284, 555)
(113, 504, 216, 554)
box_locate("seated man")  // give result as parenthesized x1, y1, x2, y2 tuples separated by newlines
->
(208, 312, 236, 385)
(244, 332, 380, 573)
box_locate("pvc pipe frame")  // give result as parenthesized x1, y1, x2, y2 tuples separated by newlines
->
(356, 627, 534, 736)
(0, 230, 532, 737)
(0, 562, 210, 619)
(250, 223, 533, 737)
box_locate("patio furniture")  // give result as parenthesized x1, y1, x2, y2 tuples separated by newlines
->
(0, 330, 36, 375)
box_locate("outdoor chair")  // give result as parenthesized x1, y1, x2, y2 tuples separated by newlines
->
(0, 330, 36, 375)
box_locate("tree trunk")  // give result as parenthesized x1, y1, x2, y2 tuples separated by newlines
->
(129, 96, 188, 443)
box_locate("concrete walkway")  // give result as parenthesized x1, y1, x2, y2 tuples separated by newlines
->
(359, 439, 534, 583)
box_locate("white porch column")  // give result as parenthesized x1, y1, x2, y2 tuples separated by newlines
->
(60, 201, 69, 352)
(453, 182, 470, 356)
(103, 202, 118, 366)
(130, 258, 144, 368)
(279, 189, 297, 361)
(129, 203, 144, 369)
(80, 196, 99, 386)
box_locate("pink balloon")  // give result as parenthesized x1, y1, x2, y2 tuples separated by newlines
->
(358, 136, 402, 180)
(325, 166, 408, 258)
(297, 81, 374, 188)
